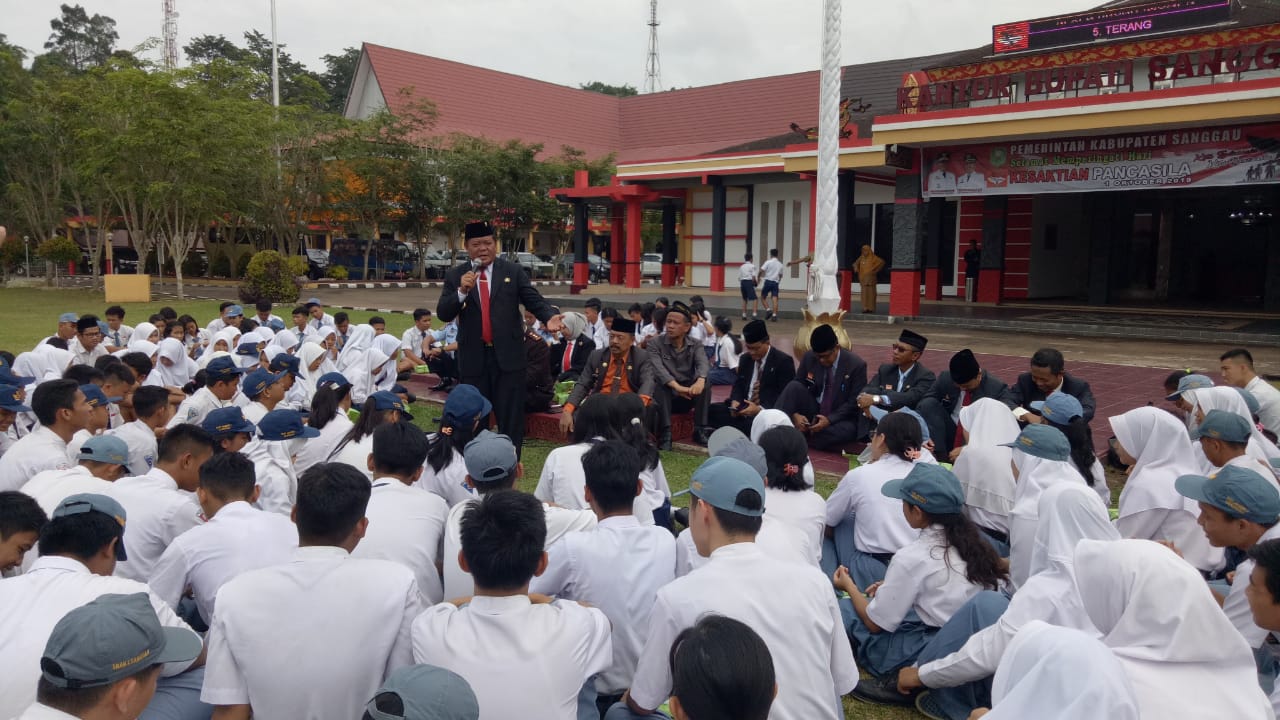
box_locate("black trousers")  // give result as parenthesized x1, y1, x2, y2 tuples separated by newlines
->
(653, 384, 711, 434)
(915, 397, 957, 457)
(708, 402, 754, 435)
(461, 346, 527, 455)
(774, 380, 862, 451)
(430, 353, 458, 382)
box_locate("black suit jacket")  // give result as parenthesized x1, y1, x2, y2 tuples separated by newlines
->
(564, 347, 657, 408)
(550, 335, 595, 381)
(862, 362, 937, 410)
(1010, 372, 1096, 423)
(437, 258, 558, 373)
(729, 346, 796, 409)
(794, 348, 869, 425)
(928, 370, 1016, 413)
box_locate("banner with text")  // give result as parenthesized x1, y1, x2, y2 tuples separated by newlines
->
(921, 124, 1280, 199)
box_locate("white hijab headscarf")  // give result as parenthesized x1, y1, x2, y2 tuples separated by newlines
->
(309, 326, 340, 368)
(350, 347, 390, 405)
(114, 340, 157, 361)
(337, 324, 375, 374)
(560, 311, 589, 342)
(1008, 442, 1089, 588)
(211, 327, 240, 354)
(294, 343, 328, 410)
(196, 350, 232, 371)
(1074, 539, 1274, 720)
(129, 322, 159, 348)
(371, 335, 401, 392)
(268, 329, 300, 356)
(1188, 386, 1280, 470)
(986, 621, 1140, 720)
(1111, 407, 1199, 517)
(153, 338, 195, 387)
(954, 398, 1021, 530)
(31, 344, 73, 383)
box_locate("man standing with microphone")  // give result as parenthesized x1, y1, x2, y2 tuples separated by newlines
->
(438, 221, 562, 452)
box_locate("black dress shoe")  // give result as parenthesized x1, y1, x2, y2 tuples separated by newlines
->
(692, 428, 710, 446)
(850, 675, 916, 706)
(659, 431, 672, 451)
(672, 507, 690, 528)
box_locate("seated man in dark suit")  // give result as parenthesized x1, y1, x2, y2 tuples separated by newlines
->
(915, 348, 1016, 460)
(857, 329, 936, 413)
(708, 319, 796, 435)
(649, 302, 712, 448)
(774, 324, 868, 451)
(559, 317, 656, 435)
(1009, 347, 1096, 425)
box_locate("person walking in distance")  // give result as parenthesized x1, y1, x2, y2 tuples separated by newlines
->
(437, 221, 563, 453)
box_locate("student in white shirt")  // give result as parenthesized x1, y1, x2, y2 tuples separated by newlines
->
(951, 397, 1020, 552)
(167, 356, 244, 429)
(201, 463, 421, 720)
(666, 615, 779, 720)
(1036, 392, 1111, 505)
(239, 368, 285, 425)
(107, 386, 171, 477)
(104, 424, 213, 583)
(0, 380, 90, 493)
(64, 383, 114, 461)
(622, 456, 856, 720)
(607, 393, 672, 527)
(294, 373, 353, 476)
(758, 249, 784, 321)
(1245, 538, 1280, 718)
(708, 317, 740, 386)
(327, 392, 411, 480)
(0, 490, 46, 573)
(305, 297, 335, 332)
(103, 305, 134, 352)
(149, 451, 298, 626)
(757, 425, 826, 565)
(1003, 424, 1089, 589)
(419, 384, 488, 507)
(399, 308, 434, 374)
(531, 440, 676, 711)
(201, 406, 257, 455)
(252, 299, 284, 330)
(584, 298, 609, 350)
(835, 464, 1007, 696)
(244, 409, 320, 516)
(0, 494, 205, 720)
(1222, 348, 1280, 436)
(68, 315, 108, 367)
(738, 252, 760, 319)
(823, 412, 924, 588)
(412, 488, 613, 720)
(353, 422, 449, 605)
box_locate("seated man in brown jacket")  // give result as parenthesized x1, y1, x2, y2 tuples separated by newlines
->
(559, 317, 656, 435)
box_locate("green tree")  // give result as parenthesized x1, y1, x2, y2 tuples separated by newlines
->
(241, 30, 328, 109)
(41, 4, 119, 72)
(579, 81, 638, 97)
(320, 47, 361, 114)
(0, 75, 74, 251)
(183, 34, 248, 64)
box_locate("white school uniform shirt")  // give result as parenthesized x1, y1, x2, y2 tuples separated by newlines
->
(416, 444, 475, 507)
(411, 595, 612, 720)
(16, 465, 115, 573)
(107, 419, 158, 476)
(534, 441, 656, 524)
(148, 500, 298, 622)
(866, 525, 986, 631)
(105, 323, 133, 350)
(168, 386, 233, 429)
(1224, 522, 1280, 649)
(765, 486, 827, 564)
(328, 434, 375, 480)
(0, 556, 195, 718)
(240, 400, 271, 426)
(104, 467, 202, 583)
(64, 428, 96, 461)
(244, 439, 298, 515)
(294, 413, 354, 476)
(202, 546, 421, 720)
(631, 542, 856, 720)
(760, 257, 784, 283)
(441, 496, 596, 601)
(824, 455, 920, 555)
(14, 703, 83, 720)
(352, 477, 450, 605)
(68, 337, 108, 367)
(713, 334, 739, 370)
(674, 517, 814, 576)
(254, 313, 284, 327)
(530, 515, 677, 694)
(590, 316, 609, 349)
(738, 261, 758, 282)
(401, 325, 430, 360)
(1248, 375, 1280, 436)
(0, 426, 72, 493)
(310, 312, 335, 331)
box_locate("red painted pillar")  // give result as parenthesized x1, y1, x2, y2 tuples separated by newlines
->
(838, 269, 852, 311)
(625, 198, 642, 289)
(890, 270, 922, 317)
(68, 261, 77, 276)
(610, 211, 624, 285)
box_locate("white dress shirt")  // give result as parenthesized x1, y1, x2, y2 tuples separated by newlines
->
(1247, 376, 1280, 436)
(69, 337, 108, 366)
(401, 326, 430, 360)
(411, 594, 612, 720)
(866, 525, 986, 630)
(761, 257, 784, 283)
(168, 386, 233, 429)
(0, 556, 195, 718)
(738, 261, 758, 282)
(201, 546, 421, 720)
(0, 426, 72, 493)
(104, 468, 202, 583)
(1225, 523, 1280, 648)
(530, 515, 677, 693)
(630, 542, 856, 720)
(415, 446, 475, 507)
(824, 456, 921, 554)
(294, 413, 353, 476)
(105, 323, 133, 350)
(590, 316, 609, 350)
(534, 442, 657, 524)
(13, 703, 80, 720)
(352, 478, 450, 605)
(765, 486, 827, 564)
(17, 465, 114, 572)
(244, 439, 298, 516)
(241, 400, 271, 426)
(148, 500, 298, 622)
(674, 517, 813, 576)
(327, 435, 375, 480)
(107, 419, 158, 476)
(442, 497, 596, 601)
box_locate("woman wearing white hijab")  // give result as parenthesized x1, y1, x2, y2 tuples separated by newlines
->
(349, 346, 390, 405)
(128, 322, 160, 348)
(337, 324, 375, 375)
(1188, 386, 1280, 475)
(953, 398, 1020, 546)
(152, 338, 195, 388)
(267, 329, 300, 357)
(906, 484, 1119, 717)
(291, 343, 328, 410)
(310, 326, 339, 368)
(973, 621, 1140, 720)
(1112, 406, 1223, 573)
(371, 334, 402, 394)
(208, 327, 240, 355)
(1007, 424, 1089, 588)
(1074, 538, 1274, 720)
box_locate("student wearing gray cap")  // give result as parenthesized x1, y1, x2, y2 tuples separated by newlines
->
(16, 592, 202, 720)
(1195, 409, 1277, 479)
(618, 456, 856, 720)
(363, 665, 479, 720)
(0, 494, 205, 719)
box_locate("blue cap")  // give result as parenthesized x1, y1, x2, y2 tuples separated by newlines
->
(257, 409, 320, 441)
(463, 430, 518, 482)
(97, 320, 110, 335)
(1031, 392, 1084, 426)
(316, 372, 351, 392)
(1001, 424, 1071, 461)
(440, 385, 490, 428)
(202, 407, 256, 437)
(225, 305, 244, 318)
(1176, 465, 1280, 525)
(54, 494, 128, 560)
(869, 406, 931, 441)
(370, 390, 414, 420)
(0, 358, 33, 387)
(0, 384, 31, 412)
(59, 312, 78, 323)
(205, 356, 245, 380)
(365, 665, 479, 720)
(882, 463, 966, 515)
(1195, 409, 1253, 444)
(242, 369, 282, 399)
(689, 456, 766, 517)
(306, 297, 323, 307)
(77, 435, 131, 473)
(79, 384, 120, 409)
(268, 354, 301, 377)
(267, 318, 286, 332)
(235, 342, 260, 357)
(1236, 388, 1262, 417)
(1166, 374, 1214, 401)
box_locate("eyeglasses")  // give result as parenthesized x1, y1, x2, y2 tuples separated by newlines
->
(891, 344, 913, 353)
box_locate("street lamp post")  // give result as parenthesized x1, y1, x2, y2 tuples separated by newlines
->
(23, 235, 30, 275)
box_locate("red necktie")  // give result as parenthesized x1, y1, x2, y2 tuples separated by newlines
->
(478, 268, 492, 344)
(562, 341, 572, 372)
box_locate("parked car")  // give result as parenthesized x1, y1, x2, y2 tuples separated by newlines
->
(506, 252, 554, 278)
(641, 253, 662, 277)
(554, 254, 611, 282)
(78, 247, 140, 274)
(304, 248, 329, 280)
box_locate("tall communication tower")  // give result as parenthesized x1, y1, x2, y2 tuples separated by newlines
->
(643, 0, 662, 93)
(162, 0, 179, 70)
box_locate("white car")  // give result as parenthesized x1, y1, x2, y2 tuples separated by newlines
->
(641, 253, 662, 277)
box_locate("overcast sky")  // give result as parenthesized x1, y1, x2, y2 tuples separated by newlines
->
(4, 0, 1099, 88)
